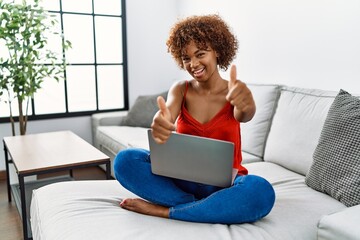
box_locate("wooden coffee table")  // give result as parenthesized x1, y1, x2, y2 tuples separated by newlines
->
(3, 131, 111, 240)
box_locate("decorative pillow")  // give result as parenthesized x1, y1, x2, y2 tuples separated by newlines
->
(120, 91, 168, 128)
(305, 89, 360, 207)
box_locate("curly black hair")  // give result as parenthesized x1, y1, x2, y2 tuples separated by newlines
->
(166, 14, 238, 71)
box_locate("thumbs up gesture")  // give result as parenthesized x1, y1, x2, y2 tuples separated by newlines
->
(226, 65, 256, 122)
(151, 96, 176, 144)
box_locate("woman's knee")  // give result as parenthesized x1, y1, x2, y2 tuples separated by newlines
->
(113, 150, 126, 175)
(113, 148, 149, 181)
(235, 175, 275, 220)
(248, 175, 275, 217)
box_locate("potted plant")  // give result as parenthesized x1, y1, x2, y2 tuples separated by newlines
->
(0, 0, 71, 136)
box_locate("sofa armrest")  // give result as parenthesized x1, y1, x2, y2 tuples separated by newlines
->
(91, 111, 128, 146)
(317, 204, 360, 240)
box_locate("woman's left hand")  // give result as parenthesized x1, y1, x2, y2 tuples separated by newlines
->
(226, 65, 256, 122)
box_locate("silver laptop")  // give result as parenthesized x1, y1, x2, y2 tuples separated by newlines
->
(147, 129, 237, 187)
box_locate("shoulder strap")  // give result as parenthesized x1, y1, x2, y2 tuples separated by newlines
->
(181, 81, 189, 108)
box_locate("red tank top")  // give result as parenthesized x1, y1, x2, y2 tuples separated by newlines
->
(176, 81, 248, 175)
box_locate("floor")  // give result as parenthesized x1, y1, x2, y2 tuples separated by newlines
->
(0, 166, 109, 240)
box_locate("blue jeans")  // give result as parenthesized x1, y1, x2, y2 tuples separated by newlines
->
(114, 148, 275, 224)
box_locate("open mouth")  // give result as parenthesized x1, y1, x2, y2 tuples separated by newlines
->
(193, 68, 205, 77)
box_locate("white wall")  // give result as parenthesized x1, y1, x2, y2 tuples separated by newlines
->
(1, 0, 360, 171)
(125, 0, 186, 105)
(177, 0, 360, 92)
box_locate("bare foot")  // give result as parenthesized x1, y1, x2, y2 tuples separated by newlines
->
(120, 198, 169, 218)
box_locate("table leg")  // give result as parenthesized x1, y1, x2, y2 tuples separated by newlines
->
(106, 161, 111, 179)
(3, 141, 11, 202)
(19, 175, 29, 240)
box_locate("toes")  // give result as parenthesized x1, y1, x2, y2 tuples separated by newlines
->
(120, 198, 134, 209)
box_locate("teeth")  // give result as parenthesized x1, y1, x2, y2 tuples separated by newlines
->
(194, 68, 204, 75)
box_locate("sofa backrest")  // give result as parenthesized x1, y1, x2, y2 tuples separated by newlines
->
(263, 86, 339, 176)
(241, 84, 281, 159)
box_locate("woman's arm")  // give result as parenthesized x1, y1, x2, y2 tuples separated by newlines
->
(226, 65, 256, 123)
(151, 81, 185, 143)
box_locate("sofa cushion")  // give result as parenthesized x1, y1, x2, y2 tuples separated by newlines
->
(120, 91, 167, 128)
(241, 84, 281, 158)
(95, 126, 149, 177)
(31, 163, 346, 240)
(96, 126, 150, 156)
(241, 152, 263, 164)
(263, 87, 339, 176)
(245, 162, 345, 239)
(305, 90, 360, 207)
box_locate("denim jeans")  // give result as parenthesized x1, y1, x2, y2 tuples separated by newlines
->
(114, 148, 275, 224)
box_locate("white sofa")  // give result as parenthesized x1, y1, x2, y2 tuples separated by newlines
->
(30, 84, 360, 240)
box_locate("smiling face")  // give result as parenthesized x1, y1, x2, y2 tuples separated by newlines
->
(167, 15, 238, 71)
(181, 41, 219, 82)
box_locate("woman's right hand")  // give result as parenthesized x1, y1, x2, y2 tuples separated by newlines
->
(151, 96, 176, 144)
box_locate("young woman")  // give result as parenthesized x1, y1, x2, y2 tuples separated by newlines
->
(114, 14, 275, 224)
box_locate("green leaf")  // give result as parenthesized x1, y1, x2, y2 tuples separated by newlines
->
(0, 0, 72, 117)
